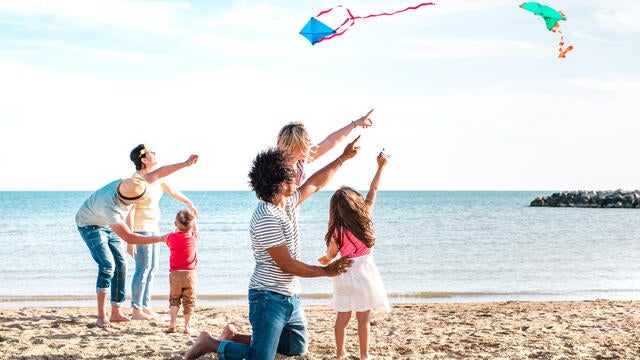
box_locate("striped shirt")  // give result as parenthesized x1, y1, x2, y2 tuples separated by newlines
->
(248, 190, 301, 296)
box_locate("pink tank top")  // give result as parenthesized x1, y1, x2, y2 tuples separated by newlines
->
(338, 228, 371, 258)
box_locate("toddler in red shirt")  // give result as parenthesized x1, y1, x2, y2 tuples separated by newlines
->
(165, 209, 199, 334)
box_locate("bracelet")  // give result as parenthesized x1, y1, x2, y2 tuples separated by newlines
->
(351, 120, 356, 129)
(337, 156, 343, 165)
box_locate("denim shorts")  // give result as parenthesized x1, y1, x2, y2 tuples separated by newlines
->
(218, 289, 308, 360)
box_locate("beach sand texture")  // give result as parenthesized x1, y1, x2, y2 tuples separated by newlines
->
(1, 300, 639, 359)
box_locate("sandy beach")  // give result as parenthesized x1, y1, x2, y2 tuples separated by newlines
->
(1, 300, 639, 359)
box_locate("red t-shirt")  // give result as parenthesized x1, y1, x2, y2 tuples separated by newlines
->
(166, 230, 199, 271)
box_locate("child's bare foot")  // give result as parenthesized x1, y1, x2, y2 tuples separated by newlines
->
(132, 308, 152, 320)
(184, 331, 220, 360)
(96, 317, 113, 328)
(218, 323, 237, 340)
(143, 308, 159, 318)
(184, 326, 197, 335)
(337, 350, 350, 359)
(165, 327, 176, 333)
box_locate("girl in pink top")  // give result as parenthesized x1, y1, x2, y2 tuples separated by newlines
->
(318, 152, 390, 360)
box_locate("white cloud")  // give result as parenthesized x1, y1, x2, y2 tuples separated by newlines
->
(0, 0, 189, 33)
(395, 37, 539, 59)
(567, 78, 640, 93)
(588, 2, 640, 33)
(13, 39, 152, 62)
(207, 2, 295, 33)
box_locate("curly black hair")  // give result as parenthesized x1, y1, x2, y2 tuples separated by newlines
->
(248, 148, 296, 203)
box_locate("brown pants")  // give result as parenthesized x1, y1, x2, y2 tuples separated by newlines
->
(169, 270, 197, 315)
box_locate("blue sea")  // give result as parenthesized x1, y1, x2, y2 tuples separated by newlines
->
(1, 191, 639, 309)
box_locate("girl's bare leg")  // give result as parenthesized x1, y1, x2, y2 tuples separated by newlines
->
(355, 310, 372, 360)
(335, 311, 352, 359)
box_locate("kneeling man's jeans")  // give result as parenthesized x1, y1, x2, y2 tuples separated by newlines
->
(218, 289, 308, 360)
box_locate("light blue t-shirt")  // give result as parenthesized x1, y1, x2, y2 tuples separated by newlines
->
(75, 180, 131, 227)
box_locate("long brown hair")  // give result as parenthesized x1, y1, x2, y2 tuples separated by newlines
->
(324, 186, 375, 248)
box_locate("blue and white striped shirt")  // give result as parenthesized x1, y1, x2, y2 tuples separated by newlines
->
(248, 190, 301, 296)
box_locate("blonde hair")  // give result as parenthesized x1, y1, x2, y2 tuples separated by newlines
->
(277, 122, 314, 161)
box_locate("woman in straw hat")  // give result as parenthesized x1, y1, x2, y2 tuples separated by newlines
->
(75, 154, 198, 328)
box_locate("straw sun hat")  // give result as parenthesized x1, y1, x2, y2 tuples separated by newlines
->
(116, 177, 149, 202)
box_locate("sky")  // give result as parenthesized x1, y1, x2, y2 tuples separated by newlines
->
(0, 0, 639, 191)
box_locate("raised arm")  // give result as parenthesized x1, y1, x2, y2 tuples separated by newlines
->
(298, 135, 361, 205)
(161, 182, 199, 217)
(142, 154, 199, 184)
(365, 152, 388, 213)
(268, 244, 352, 278)
(310, 109, 373, 161)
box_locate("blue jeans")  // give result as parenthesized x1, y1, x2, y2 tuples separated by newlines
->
(78, 225, 127, 306)
(131, 231, 160, 309)
(218, 289, 308, 360)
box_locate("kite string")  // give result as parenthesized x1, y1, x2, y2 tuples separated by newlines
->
(193, 189, 209, 210)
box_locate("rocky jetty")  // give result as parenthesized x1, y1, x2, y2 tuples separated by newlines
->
(530, 190, 640, 208)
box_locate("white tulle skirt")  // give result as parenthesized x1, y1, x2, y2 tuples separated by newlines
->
(329, 254, 391, 313)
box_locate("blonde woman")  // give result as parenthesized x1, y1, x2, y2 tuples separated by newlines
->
(277, 109, 373, 186)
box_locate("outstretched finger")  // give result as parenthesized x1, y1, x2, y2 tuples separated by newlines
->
(363, 109, 374, 118)
(350, 134, 362, 146)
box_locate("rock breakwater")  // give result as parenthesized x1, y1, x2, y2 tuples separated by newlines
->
(530, 190, 640, 208)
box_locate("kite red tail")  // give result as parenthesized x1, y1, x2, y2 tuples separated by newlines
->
(552, 23, 573, 58)
(314, 2, 436, 44)
(354, 2, 436, 20)
(314, 5, 356, 44)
